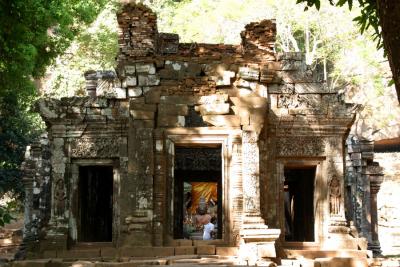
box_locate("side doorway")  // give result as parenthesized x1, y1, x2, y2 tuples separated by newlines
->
(283, 166, 316, 242)
(78, 166, 113, 242)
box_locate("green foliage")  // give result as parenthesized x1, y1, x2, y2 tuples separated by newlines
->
(43, 2, 119, 97)
(0, 205, 13, 227)
(296, 0, 382, 50)
(0, 0, 107, 222)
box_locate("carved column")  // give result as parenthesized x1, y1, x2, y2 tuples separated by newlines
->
(239, 131, 280, 264)
(230, 136, 243, 246)
(242, 131, 261, 215)
(367, 165, 384, 256)
(21, 145, 35, 242)
(153, 130, 165, 246)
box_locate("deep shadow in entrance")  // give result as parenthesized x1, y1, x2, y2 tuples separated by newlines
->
(284, 166, 315, 242)
(78, 166, 113, 242)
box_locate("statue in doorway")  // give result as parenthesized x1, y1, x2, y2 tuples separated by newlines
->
(329, 175, 341, 215)
(54, 179, 66, 218)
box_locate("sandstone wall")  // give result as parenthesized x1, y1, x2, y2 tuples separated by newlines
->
(375, 152, 400, 255)
(21, 3, 357, 256)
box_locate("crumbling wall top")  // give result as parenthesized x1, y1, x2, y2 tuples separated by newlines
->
(115, 2, 277, 60)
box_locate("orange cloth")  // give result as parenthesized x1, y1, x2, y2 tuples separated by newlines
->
(189, 182, 217, 214)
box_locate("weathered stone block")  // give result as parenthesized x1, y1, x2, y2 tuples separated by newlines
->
(238, 66, 259, 81)
(216, 70, 235, 86)
(202, 115, 241, 127)
(158, 104, 188, 115)
(216, 247, 238, 256)
(120, 246, 174, 257)
(144, 87, 161, 104)
(268, 83, 294, 94)
(130, 102, 157, 112)
(197, 245, 216, 255)
(11, 260, 49, 267)
(231, 106, 250, 125)
(158, 115, 185, 127)
(250, 108, 266, 125)
(198, 94, 228, 104)
(136, 62, 156, 74)
(175, 246, 196, 255)
(128, 223, 147, 231)
(230, 97, 267, 108)
(257, 243, 276, 258)
(125, 65, 136, 75)
(316, 257, 368, 267)
(236, 79, 257, 89)
(274, 70, 314, 83)
(138, 75, 160, 86)
(158, 33, 179, 54)
(195, 103, 230, 115)
(123, 76, 137, 87)
(57, 249, 100, 259)
(100, 247, 118, 258)
(133, 120, 155, 128)
(160, 95, 198, 105)
(295, 83, 328, 93)
(96, 87, 127, 99)
(128, 87, 142, 97)
(130, 110, 154, 120)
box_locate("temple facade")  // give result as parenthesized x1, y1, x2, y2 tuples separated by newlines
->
(20, 3, 375, 265)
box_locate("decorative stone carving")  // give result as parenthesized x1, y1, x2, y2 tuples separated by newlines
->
(277, 137, 325, 157)
(329, 175, 341, 215)
(70, 137, 119, 158)
(175, 147, 221, 171)
(54, 179, 66, 218)
(242, 131, 260, 213)
(277, 93, 319, 109)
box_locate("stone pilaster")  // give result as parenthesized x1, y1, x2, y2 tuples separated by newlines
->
(230, 136, 243, 246)
(367, 165, 384, 256)
(153, 130, 165, 246)
(240, 131, 280, 264)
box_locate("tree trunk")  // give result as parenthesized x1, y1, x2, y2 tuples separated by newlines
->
(376, 0, 400, 103)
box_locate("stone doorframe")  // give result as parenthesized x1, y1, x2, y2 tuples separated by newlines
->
(68, 159, 120, 246)
(153, 127, 243, 246)
(276, 158, 326, 244)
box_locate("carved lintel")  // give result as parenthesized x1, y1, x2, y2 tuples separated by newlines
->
(70, 137, 119, 158)
(277, 136, 325, 157)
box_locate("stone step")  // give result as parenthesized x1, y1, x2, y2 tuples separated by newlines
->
(8, 259, 247, 267)
(168, 257, 238, 265)
(279, 258, 315, 267)
(284, 249, 372, 259)
(314, 257, 368, 267)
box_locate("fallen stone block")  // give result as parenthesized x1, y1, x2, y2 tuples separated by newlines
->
(195, 103, 230, 115)
(202, 115, 241, 127)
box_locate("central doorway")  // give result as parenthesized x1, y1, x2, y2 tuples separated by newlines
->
(173, 145, 223, 240)
(284, 166, 315, 242)
(78, 166, 113, 242)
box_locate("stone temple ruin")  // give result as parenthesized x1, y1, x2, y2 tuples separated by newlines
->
(19, 3, 385, 266)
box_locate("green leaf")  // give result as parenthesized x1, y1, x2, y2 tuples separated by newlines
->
(348, 0, 353, 10)
(388, 79, 395, 87)
(336, 0, 347, 7)
(315, 0, 320, 10)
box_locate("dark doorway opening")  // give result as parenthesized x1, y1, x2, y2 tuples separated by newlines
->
(284, 166, 315, 242)
(174, 146, 222, 240)
(78, 166, 113, 242)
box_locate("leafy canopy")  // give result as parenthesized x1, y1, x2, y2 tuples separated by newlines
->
(0, 0, 107, 219)
(296, 0, 382, 50)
